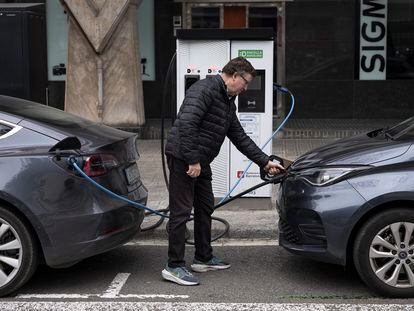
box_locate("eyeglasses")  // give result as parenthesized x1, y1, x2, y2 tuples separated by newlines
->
(239, 74, 250, 85)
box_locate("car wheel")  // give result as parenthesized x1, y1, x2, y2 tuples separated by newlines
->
(0, 206, 38, 296)
(353, 208, 414, 297)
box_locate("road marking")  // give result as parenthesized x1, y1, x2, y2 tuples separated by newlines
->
(101, 273, 130, 298)
(125, 239, 279, 247)
(16, 294, 189, 300)
(16, 272, 189, 301)
(1, 302, 414, 311)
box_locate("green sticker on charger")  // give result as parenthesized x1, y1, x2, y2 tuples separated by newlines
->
(238, 50, 263, 58)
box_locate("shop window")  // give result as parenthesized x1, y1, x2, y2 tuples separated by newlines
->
(386, 1, 414, 79)
(191, 7, 220, 28)
(248, 7, 277, 32)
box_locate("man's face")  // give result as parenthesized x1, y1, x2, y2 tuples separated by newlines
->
(226, 72, 253, 96)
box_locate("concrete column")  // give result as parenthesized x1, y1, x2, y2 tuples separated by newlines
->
(62, 0, 145, 126)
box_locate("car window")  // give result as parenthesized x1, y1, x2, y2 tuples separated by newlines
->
(0, 123, 11, 137)
(386, 117, 414, 140)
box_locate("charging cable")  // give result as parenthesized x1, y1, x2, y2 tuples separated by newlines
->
(217, 83, 295, 206)
(67, 156, 170, 219)
(66, 83, 295, 243)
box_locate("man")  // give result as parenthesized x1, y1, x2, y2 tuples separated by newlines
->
(163, 57, 284, 286)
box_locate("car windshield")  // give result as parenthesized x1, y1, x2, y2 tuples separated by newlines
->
(385, 116, 414, 141)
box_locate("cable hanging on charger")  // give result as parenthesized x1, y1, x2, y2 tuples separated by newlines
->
(66, 70, 295, 244)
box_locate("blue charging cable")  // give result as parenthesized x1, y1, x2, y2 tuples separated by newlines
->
(67, 83, 294, 218)
(68, 157, 170, 218)
(217, 83, 295, 204)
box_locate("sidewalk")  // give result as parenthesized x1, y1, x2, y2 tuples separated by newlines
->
(135, 118, 401, 242)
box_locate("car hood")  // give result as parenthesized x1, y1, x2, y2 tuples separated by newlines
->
(290, 133, 412, 170)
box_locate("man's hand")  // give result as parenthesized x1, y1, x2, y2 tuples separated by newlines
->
(187, 163, 201, 178)
(264, 160, 285, 176)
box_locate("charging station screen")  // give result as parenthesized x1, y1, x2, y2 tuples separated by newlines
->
(238, 70, 265, 113)
(248, 76, 261, 90)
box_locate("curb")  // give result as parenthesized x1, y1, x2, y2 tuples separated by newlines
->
(137, 210, 279, 241)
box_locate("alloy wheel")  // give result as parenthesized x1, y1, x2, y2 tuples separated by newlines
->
(0, 218, 23, 288)
(369, 222, 414, 288)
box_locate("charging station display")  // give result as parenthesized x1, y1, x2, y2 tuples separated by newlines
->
(176, 29, 274, 198)
(238, 70, 265, 113)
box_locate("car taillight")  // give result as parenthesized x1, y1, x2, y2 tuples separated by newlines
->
(82, 154, 119, 177)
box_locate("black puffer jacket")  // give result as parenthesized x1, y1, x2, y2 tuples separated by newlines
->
(165, 75, 269, 168)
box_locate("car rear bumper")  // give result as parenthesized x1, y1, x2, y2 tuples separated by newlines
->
(39, 182, 148, 267)
(43, 205, 145, 267)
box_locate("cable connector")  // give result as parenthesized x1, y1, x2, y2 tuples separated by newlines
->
(260, 155, 284, 182)
(67, 156, 79, 165)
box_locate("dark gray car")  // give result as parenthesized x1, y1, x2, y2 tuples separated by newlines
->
(277, 116, 414, 297)
(0, 96, 147, 296)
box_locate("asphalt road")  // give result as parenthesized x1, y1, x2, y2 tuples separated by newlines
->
(1, 244, 414, 310)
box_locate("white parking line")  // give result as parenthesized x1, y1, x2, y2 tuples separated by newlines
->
(1, 302, 413, 311)
(101, 273, 130, 298)
(16, 294, 189, 300)
(16, 272, 189, 301)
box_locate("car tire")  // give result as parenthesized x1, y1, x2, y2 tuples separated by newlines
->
(0, 206, 39, 296)
(353, 208, 414, 297)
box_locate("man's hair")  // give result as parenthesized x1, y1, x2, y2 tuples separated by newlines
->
(222, 57, 256, 77)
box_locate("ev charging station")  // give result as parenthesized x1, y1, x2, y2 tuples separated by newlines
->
(176, 28, 274, 199)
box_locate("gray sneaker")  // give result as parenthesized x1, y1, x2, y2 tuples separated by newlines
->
(191, 256, 231, 273)
(162, 265, 200, 286)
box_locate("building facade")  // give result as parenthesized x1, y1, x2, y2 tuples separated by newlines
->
(0, 0, 413, 120)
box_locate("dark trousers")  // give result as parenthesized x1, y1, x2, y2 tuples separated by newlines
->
(167, 156, 214, 268)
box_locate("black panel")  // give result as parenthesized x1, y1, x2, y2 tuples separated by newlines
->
(47, 81, 65, 110)
(249, 7, 278, 33)
(286, 0, 354, 42)
(285, 0, 414, 118)
(176, 28, 274, 41)
(28, 12, 47, 104)
(286, 81, 354, 119)
(354, 80, 414, 119)
(286, 40, 354, 81)
(143, 0, 179, 119)
(0, 13, 25, 98)
(286, 0, 355, 82)
(191, 7, 220, 29)
(184, 75, 199, 94)
(0, 4, 47, 104)
(238, 70, 265, 113)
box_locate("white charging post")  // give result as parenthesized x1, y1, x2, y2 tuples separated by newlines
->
(176, 29, 274, 199)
